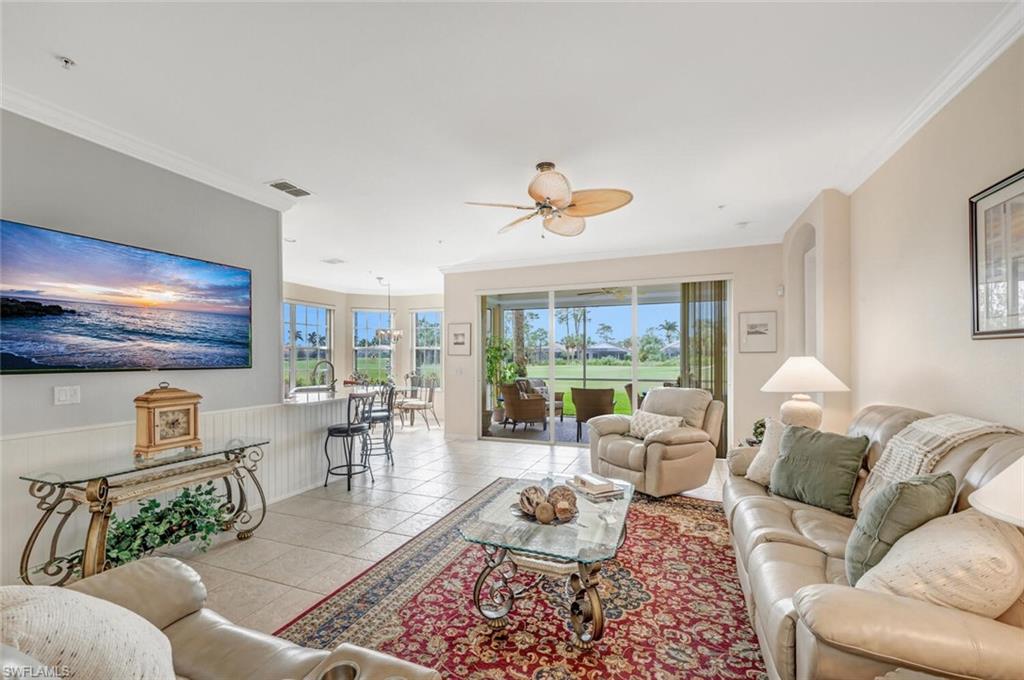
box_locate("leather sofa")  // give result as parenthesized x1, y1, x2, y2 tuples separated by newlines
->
(588, 387, 724, 497)
(66, 556, 441, 680)
(724, 404, 1024, 680)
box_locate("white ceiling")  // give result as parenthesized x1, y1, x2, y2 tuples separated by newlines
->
(2, 2, 1017, 294)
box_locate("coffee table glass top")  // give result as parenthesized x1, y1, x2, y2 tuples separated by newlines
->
(458, 476, 633, 564)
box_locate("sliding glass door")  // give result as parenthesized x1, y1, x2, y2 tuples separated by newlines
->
(480, 280, 729, 451)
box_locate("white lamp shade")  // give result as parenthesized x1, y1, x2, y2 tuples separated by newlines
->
(969, 457, 1024, 527)
(761, 356, 849, 394)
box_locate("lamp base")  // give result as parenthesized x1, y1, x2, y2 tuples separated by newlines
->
(780, 394, 822, 430)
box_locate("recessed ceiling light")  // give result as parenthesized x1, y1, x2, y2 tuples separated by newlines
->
(56, 55, 76, 70)
(736, 221, 751, 228)
(717, 204, 727, 210)
(321, 258, 346, 265)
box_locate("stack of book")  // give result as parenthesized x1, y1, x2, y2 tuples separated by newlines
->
(569, 473, 625, 501)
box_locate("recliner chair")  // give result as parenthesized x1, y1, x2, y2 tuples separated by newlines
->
(588, 387, 723, 497)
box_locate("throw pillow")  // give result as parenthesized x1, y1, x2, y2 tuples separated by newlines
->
(769, 426, 869, 517)
(857, 508, 1024, 618)
(745, 417, 786, 486)
(629, 410, 682, 439)
(845, 472, 957, 585)
(0, 585, 175, 679)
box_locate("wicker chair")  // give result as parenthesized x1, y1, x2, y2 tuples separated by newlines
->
(515, 378, 564, 422)
(501, 383, 547, 431)
(571, 387, 616, 442)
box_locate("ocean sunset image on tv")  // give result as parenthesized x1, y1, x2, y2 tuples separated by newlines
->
(0, 220, 252, 373)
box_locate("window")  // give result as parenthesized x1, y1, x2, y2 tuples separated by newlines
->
(353, 309, 393, 381)
(282, 302, 333, 395)
(412, 310, 442, 387)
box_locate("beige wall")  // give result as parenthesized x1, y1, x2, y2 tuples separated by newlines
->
(849, 38, 1024, 427)
(442, 244, 787, 443)
(282, 283, 443, 405)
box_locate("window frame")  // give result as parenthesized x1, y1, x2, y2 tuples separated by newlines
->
(352, 308, 395, 381)
(411, 308, 443, 388)
(282, 300, 334, 396)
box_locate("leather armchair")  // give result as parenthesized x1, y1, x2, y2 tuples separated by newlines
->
(587, 387, 723, 497)
(67, 557, 440, 680)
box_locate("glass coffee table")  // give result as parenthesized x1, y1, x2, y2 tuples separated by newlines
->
(458, 476, 634, 648)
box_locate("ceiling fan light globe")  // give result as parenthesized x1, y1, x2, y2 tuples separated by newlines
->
(543, 214, 586, 237)
(528, 170, 572, 209)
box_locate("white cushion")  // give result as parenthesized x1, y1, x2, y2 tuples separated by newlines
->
(857, 509, 1024, 618)
(1, 585, 175, 679)
(628, 410, 682, 439)
(745, 417, 785, 486)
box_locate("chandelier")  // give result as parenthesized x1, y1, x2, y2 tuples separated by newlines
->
(375, 276, 404, 343)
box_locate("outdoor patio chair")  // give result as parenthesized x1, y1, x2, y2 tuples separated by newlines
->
(571, 387, 616, 442)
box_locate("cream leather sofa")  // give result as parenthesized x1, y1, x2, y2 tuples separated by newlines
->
(588, 387, 724, 497)
(724, 404, 1024, 680)
(67, 556, 440, 680)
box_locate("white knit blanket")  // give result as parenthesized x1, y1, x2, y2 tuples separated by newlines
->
(861, 414, 1016, 507)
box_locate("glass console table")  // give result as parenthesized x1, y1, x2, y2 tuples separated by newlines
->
(458, 476, 633, 648)
(19, 437, 269, 585)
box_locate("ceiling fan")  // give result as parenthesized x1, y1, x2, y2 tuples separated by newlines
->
(467, 162, 633, 237)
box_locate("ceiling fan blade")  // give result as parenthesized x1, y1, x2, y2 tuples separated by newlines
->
(498, 211, 539, 234)
(466, 201, 536, 210)
(562, 189, 633, 217)
(542, 214, 586, 237)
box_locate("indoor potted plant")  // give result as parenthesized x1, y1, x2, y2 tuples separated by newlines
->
(484, 337, 516, 429)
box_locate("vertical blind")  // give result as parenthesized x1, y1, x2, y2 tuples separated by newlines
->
(680, 280, 728, 456)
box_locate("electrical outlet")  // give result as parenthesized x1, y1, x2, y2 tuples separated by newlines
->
(53, 385, 81, 405)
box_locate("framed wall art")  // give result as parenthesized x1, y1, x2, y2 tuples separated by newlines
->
(738, 311, 777, 353)
(970, 168, 1023, 339)
(447, 322, 472, 356)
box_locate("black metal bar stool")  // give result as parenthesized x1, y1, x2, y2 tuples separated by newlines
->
(366, 384, 397, 465)
(324, 392, 375, 491)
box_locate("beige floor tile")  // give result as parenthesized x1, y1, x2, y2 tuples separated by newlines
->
(406, 481, 459, 498)
(315, 525, 383, 554)
(388, 467, 442, 481)
(419, 497, 465, 517)
(194, 537, 292, 571)
(389, 513, 440, 537)
(298, 555, 376, 594)
(247, 546, 344, 586)
(204, 573, 292, 622)
(255, 512, 337, 546)
(180, 559, 237, 591)
(270, 496, 371, 524)
(444, 485, 483, 501)
(379, 493, 438, 512)
(355, 532, 410, 561)
(346, 507, 415, 531)
(239, 586, 324, 634)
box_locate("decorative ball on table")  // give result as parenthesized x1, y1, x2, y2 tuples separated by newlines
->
(547, 485, 577, 511)
(534, 501, 555, 524)
(518, 485, 547, 517)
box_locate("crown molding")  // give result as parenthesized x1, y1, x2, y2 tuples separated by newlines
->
(1, 86, 296, 213)
(839, 1, 1024, 194)
(436, 238, 781, 275)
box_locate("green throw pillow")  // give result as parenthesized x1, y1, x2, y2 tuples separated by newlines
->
(845, 472, 957, 586)
(769, 426, 868, 518)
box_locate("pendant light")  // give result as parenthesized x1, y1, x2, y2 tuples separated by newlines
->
(375, 277, 404, 344)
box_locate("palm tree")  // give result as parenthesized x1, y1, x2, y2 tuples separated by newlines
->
(658, 320, 679, 343)
(596, 322, 614, 344)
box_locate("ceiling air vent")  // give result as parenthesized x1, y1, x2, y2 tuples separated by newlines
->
(321, 258, 346, 265)
(267, 179, 312, 198)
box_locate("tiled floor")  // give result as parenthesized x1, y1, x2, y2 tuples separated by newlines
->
(160, 424, 727, 635)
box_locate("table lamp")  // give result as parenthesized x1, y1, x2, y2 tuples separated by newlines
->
(760, 356, 849, 429)
(968, 457, 1024, 527)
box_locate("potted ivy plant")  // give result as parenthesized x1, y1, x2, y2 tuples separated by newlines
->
(484, 337, 516, 427)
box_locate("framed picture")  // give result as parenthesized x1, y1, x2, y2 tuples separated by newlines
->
(970, 168, 1024, 339)
(447, 322, 472, 356)
(738, 311, 777, 353)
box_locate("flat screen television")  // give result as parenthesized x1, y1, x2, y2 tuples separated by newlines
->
(0, 219, 252, 373)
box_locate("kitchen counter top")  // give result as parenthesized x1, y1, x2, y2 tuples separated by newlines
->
(282, 389, 351, 406)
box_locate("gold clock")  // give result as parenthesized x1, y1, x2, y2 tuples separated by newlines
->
(134, 382, 202, 458)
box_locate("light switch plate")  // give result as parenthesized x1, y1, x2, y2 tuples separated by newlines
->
(53, 385, 81, 405)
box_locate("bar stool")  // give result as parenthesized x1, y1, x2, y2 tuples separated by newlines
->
(324, 392, 375, 491)
(367, 384, 397, 465)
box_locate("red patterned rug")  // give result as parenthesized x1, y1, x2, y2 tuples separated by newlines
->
(276, 479, 766, 680)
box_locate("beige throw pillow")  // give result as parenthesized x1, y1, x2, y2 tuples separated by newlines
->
(745, 417, 785, 486)
(629, 410, 682, 439)
(1, 585, 176, 679)
(857, 509, 1024, 618)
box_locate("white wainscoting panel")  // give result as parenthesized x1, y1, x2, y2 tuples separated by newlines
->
(0, 401, 350, 585)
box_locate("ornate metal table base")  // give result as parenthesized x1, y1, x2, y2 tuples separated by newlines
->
(472, 546, 604, 649)
(20, 443, 267, 585)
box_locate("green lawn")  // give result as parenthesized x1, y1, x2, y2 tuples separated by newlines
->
(523, 363, 680, 415)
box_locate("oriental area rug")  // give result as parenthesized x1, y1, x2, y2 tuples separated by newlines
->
(276, 479, 766, 680)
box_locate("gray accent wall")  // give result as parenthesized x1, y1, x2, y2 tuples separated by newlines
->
(0, 111, 282, 435)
